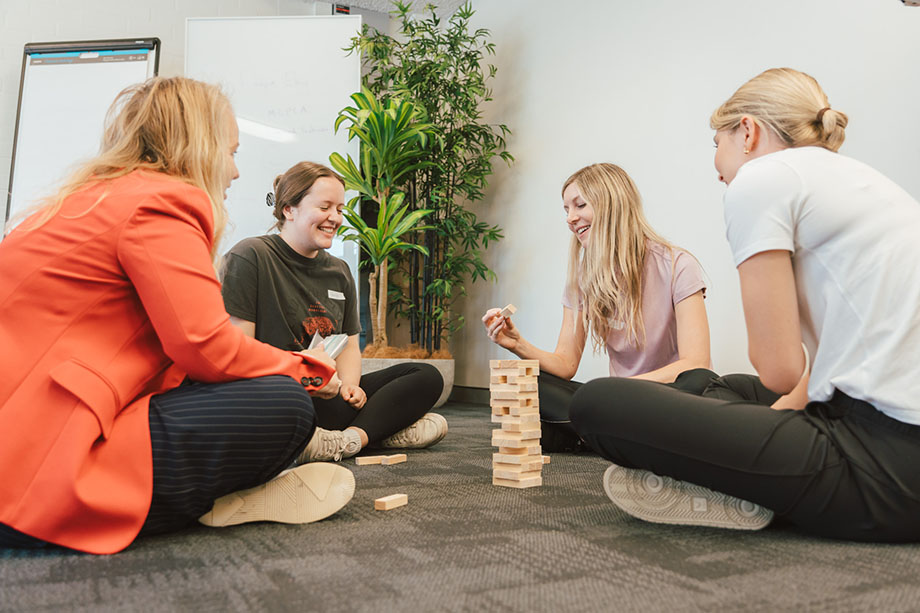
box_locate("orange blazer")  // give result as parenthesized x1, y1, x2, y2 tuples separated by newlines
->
(0, 171, 334, 554)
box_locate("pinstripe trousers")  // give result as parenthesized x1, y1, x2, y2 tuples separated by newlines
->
(0, 375, 315, 548)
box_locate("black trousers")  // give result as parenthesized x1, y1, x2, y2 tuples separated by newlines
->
(570, 376, 920, 543)
(1, 375, 315, 548)
(539, 368, 718, 452)
(312, 362, 443, 444)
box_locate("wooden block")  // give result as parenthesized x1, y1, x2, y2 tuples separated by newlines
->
(499, 444, 541, 456)
(493, 452, 544, 465)
(493, 413, 540, 426)
(493, 475, 542, 489)
(509, 404, 540, 417)
(543, 455, 551, 464)
(490, 374, 538, 385)
(490, 382, 538, 393)
(499, 303, 517, 318)
(381, 453, 407, 465)
(490, 404, 511, 417)
(502, 421, 541, 435)
(355, 455, 387, 465)
(492, 459, 543, 474)
(493, 467, 542, 481)
(374, 493, 408, 510)
(492, 430, 540, 448)
(491, 390, 538, 401)
(499, 426, 541, 439)
(490, 368, 539, 380)
(489, 359, 539, 370)
(491, 398, 539, 410)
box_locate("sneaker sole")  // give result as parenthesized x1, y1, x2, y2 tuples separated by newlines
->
(199, 463, 355, 527)
(602, 464, 772, 530)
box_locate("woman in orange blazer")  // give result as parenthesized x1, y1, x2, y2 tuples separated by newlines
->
(0, 77, 355, 554)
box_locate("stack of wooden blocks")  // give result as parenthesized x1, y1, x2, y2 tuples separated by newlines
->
(490, 359, 542, 488)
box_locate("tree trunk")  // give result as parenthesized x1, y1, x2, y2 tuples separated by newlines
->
(377, 258, 389, 347)
(368, 266, 380, 348)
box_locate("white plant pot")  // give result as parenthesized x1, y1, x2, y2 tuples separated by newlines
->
(361, 357, 455, 408)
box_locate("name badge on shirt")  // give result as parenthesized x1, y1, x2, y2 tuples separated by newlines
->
(328, 289, 346, 300)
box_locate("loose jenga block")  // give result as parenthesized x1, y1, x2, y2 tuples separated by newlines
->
(499, 303, 517, 318)
(355, 455, 387, 465)
(493, 475, 542, 489)
(381, 453, 407, 465)
(493, 452, 544, 465)
(492, 430, 540, 448)
(493, 458, 543, 474)
(543, 455, 551, 464)
(374, 493, 408, 510)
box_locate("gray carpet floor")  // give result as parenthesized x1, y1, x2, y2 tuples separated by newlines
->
(4, 401, 920, 612)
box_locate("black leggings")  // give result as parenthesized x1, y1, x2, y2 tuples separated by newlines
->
(570, 376, 920, 542)
(1, 375, 316, 549)
(311, 362, 443, 444)
(539, 368, 718, 452)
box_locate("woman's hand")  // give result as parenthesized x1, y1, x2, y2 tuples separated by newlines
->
(482, 307, 521, 351)
(295, 345, 340, 398)
(313, 372, 342, 399)
(340, 383, 367, 409)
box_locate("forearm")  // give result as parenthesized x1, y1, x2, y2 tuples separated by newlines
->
(335, 341, 362, 387)
(631, 357, 709, 384)
(510, 336, 579, 380)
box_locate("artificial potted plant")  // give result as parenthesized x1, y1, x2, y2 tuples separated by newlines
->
(346, 1, 514, 358)
(330, 88, 455, 405)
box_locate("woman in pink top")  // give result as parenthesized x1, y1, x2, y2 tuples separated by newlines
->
(483, 163, 712, 451)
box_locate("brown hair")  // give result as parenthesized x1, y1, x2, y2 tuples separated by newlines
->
(710, 67, 848, 152)
(269, 161, 345, 231)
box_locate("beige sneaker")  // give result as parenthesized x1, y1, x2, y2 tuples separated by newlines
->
(602, 464, 773, 530)
(297, 427, 362, 463)
(376, 413, 448, 449)
(198, 463, 355, 527)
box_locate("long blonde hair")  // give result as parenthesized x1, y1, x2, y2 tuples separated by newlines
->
(710, 67, 848, 152)
(564, 163, 678, 351)
(8, 77, 234, 257)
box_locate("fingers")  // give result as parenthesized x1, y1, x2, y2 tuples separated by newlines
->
(481, 307, 502, 325)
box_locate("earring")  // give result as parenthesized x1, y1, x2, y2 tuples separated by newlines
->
(743, 148, 750, 155)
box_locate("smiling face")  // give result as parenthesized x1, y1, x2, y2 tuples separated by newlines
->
(563, 181, 595, 246)
(279, 176, 346, 258)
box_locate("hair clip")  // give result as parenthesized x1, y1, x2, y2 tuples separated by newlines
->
(266, 192, 275, 208)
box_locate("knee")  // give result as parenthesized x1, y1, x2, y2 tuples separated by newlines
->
(569, 378, 613, 433)
(411, 362, 445, 400)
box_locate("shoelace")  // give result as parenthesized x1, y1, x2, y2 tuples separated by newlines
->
(320, 430, 346, 461)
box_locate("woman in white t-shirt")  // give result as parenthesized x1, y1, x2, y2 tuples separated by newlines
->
(571, 68, 920, 542)
(482, 162, 713, 452)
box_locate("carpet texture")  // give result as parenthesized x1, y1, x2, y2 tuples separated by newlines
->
(3, 402, 920, 612)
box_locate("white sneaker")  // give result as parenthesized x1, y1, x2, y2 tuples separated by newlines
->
(602, 464, 773, 531)
(198, 463, 355, 527)
(298, 427, 362, 463)
(376, 413, 448, 449)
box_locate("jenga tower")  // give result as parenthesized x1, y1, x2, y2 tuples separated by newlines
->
(490, 359, 542, 488)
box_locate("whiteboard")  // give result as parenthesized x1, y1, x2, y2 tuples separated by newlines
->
(185, 16, 361, 285)
(6, 39, 159, 226)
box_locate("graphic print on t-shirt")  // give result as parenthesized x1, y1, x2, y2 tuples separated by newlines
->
(300, 301, 336, 343)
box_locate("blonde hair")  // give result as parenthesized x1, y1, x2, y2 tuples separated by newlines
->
(563, 163, 680, 351)
(269, 161, 344, 232)
(710, 67, 848, 152)
(8, 77, 234, 257)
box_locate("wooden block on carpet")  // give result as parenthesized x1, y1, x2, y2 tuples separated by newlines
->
(374, 493, 408, 511)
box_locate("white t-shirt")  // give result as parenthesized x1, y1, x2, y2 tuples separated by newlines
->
(563, 241, 706, 377)
(723, 146, 920, 424)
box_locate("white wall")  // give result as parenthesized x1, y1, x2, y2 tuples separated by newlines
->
(453, 0, 920, 388)
(0, 0, 372, 209)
